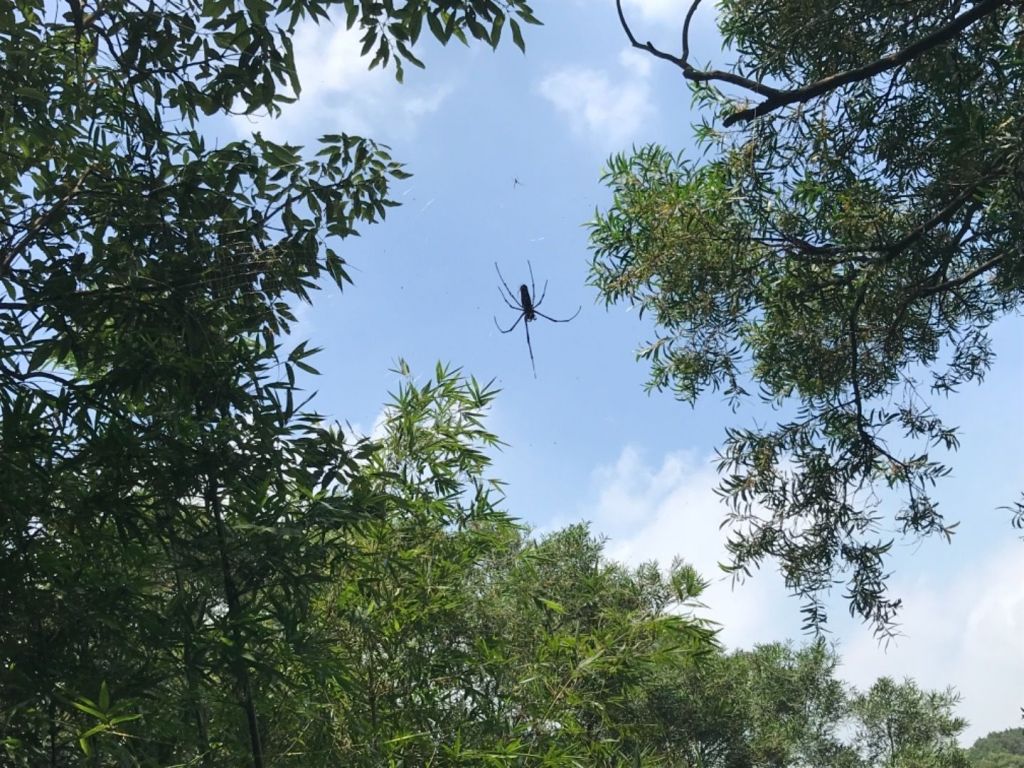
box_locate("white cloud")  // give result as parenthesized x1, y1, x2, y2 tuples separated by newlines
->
(538, 49, 656, 149)
(615, 0, 721, 30)
(610, 0, 725, 69)
(621, 0, 687, 23)
(232, 20, 453, 142)
(343, 406, 389, 448)
(582, 446, 1024, 744)
(841, 543, 1024, 743)
(582, 447, 804, 649)
(617, 48, 653, 79)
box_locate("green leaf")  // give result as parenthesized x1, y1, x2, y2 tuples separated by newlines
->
(109, 714, 143, 726)
(15, 86, 47, 103)
(509, 19, 524, 52)
(72, 700, 105, 720)
(427, 11, 446, 43)
(536, 596, 565, 614)
(490, 11, 504, 48)
(80, 724, 110, 740)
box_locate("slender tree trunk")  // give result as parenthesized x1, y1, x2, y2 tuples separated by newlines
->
(172, 565, 211, 755)
(48, 695, 58, 768)
(207, 478, 264, 768)
(159, 506, 213, 758)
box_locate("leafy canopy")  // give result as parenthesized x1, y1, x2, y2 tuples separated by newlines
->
(591, 0, 1024, 635)
(0, 0, 537, 765)
(969, 728, 1024, 768)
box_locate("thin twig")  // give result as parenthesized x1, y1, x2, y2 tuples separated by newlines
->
(616, 0, 781, 97)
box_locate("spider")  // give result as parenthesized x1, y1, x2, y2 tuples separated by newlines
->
(493, 261, 581, 377)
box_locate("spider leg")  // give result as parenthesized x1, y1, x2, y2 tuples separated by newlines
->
(494, 313, 524, 334)
(527, 260, 537, 301)
(534, 279, 549, 308)
(524, 313, 537, 378)
(535, 305, 582, 323)
(495, 263, 521, 308)
(497, 286, 519, 312)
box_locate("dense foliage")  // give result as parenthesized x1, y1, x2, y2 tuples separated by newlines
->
(317, 493, 719, 765)
(0, 0, 989, 764)
(849, 678, 968, 768)
(634, 641, 971, 768)
(591, 0, 1024, 633)
(0, 0, 538, 764)
(969, 728, 1024, 768)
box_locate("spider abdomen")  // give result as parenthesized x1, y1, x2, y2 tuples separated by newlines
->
(519, 284, 535, 319)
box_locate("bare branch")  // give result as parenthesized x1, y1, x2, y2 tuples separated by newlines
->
(616, 0, 781, 98)
(681, 0, 702, 64)
(616, 0, 685, 68)
(623, 0, 1010, 126)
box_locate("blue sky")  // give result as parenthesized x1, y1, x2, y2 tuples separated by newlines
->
(228, 0, 1023, 742)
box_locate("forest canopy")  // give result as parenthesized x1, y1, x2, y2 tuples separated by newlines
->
(969, 728, 1024, 768)
(1, 0, 1018, 764)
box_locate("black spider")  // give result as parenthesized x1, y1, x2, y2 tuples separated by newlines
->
(494, 261, 581, 377)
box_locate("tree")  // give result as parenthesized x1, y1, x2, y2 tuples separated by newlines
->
(305, 495, 975, 768)
(0, 1, 538, 765)
(968, 728, 1024, 768)
(248, 363, 519, 766)
(619, 638, 968, 768)
(466, 525, 716, 765)
(589, 0, 1024, 634)
(849, 678, 968, 768)
(642, 641, 854, 768)
(315, 457, 719, 768)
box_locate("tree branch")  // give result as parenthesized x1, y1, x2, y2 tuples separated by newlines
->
(681, 0, 702, 64)
(848, 282, 909, 474)
(778, 182, 986, 263)
(917, 251, 1005, 296)
(878, 192, 983, 258)
(616, 0, 781, 98)
(622, 0, 1010, 127)
(0, 362, 74, 388)
(721, 0, 1011, 126)
(883, 240, 1003, 355)
(1, 165, 97, 276)
(616, 0, 684, 68)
